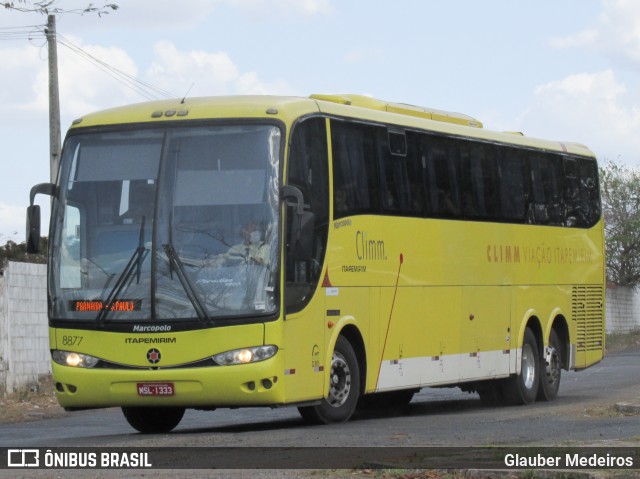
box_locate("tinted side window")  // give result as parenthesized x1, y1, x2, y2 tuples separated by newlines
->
(460, 143, 500, 220)
(498, 148, 528, 222)
(405, 131, 426, 215)
(378, 129, 413, 213)
(421, 135, 461, 218)
(577, 158, 601, 227)
(530, 154, 564, 225)
(331, 120, 379, 218)
(563, 157, 581, 226)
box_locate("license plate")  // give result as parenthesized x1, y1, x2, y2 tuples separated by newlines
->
(137, 382, 174, 396)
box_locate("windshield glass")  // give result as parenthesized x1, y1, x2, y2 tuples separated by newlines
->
(50, 124, 281, 325)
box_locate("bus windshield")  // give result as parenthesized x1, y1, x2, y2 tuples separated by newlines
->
(50, 124, 281, 324)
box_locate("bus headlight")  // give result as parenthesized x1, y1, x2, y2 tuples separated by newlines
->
(52, 350, 99, 368)
(213, 345, 278, 366)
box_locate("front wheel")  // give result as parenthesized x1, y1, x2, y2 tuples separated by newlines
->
(121, 406, 185, 433)
(298, 336, 360, 424)
(502, 328, 540, 405)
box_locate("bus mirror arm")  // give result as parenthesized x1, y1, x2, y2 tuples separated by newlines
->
(295, 211, 315, 263)
(26, 183, 57, 254)
(280, 185, 315, 264)
(280, 185, 304, 215)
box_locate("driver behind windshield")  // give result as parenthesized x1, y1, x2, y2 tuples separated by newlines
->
(214, 221, 270, 266)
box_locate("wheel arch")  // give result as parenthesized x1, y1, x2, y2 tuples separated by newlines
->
(549, 314, 570, 372)
(336, 324, 367, 396)
(519, 313, 544, 359)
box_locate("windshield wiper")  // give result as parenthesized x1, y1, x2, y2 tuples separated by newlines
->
(96, 216, 148, 324)
(163, 243, 212, 324)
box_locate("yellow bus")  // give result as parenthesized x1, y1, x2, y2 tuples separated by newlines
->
(27, 94, 605, 433)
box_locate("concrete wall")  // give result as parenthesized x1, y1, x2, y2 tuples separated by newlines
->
(0, 261, 49, 395)
(606, 284, 640, 333)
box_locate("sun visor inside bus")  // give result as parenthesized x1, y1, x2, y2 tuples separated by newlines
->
(77, 143, 162, 181)
(175, 169, 267, 206)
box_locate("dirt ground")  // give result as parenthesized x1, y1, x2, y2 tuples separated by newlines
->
(0, 376, 67, 424)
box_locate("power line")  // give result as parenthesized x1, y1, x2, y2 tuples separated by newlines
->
(0, 25, 45, 30)
(0, 24, 45, 41)
(56, 33, 176, 101)
(1, 23, 175, 101)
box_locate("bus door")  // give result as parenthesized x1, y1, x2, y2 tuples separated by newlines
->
(281, 117, 330, 402)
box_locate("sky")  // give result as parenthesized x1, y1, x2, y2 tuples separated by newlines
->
(1, 0, 640, 243)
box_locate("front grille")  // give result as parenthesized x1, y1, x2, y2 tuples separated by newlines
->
(95, 356, 218, 370)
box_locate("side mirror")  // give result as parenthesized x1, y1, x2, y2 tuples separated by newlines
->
(26, 182, 57, 255)
(26, 205, 41, 254)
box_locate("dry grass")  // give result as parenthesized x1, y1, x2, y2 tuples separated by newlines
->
(605, 329, 640, 353)
(0, 375, 65, 423)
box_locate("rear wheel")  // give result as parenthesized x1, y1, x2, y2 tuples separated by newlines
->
(502, 328, 540, 405)
(537, 329, 562, 401)
(121, 406, 185, 433)
(298, 336, 360, 424)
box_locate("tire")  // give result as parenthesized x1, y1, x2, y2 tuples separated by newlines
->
(121, 406, 185, 433)
(298, 336, 360, 424)
(501, 328, 540, 405)
(537, 329, 562, 401)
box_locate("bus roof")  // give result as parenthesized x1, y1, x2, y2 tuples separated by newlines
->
(70, 94, 595, 158)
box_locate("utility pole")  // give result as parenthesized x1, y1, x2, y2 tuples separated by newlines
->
(45, 14, 61, 184)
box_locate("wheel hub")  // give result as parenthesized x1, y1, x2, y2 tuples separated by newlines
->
(328, 351, 351, 407)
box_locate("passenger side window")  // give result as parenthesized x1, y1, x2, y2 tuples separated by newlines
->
(378, 129, 412, 213)
(460, 143, 500, 220)
(329, 120, 600, 229)
(578, 158, 601, 227)
(422, 135, 461, 218)
(563, 157, 581, 226)
(530, 154, 564, 225)
(331, 120, 379, 218)
(405, 132, 426, 215)
(498, 148, 527, 222)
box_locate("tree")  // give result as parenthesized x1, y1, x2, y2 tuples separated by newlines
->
(600, 159, 640, 286)
(0, 238, 48, 274)
(3, 1, 118, 16)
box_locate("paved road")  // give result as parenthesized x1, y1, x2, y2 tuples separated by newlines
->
(2, 349, 639, 449)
